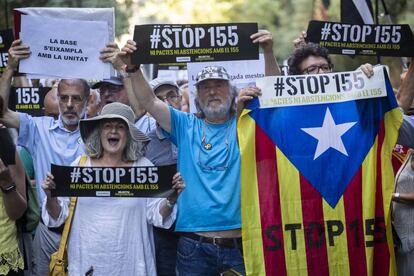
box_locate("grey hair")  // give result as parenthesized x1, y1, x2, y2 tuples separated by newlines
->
(84, 121, 145, 162)
(91, 89, 101, 105)
(194, 82, 238, 119)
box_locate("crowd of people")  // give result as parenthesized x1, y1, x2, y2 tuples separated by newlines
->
(0, 22, 413, 276)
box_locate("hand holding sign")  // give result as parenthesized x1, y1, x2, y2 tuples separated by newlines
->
(7, 39, 31, 71)
(251, 29, 273, 53)
(99, 42, 125, 71)
(119, 40, 138, 68)
(42, 171, 55, 199)
(167, 172, 186, 204)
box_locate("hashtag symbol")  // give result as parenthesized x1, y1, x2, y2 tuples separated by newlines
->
(70, 168, 81, 183)
(274, 77, 285, 97)
(320, 23, 331, 40)
(150, 27, 161, 49)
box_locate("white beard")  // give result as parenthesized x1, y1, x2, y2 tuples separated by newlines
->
(59, 105, 87, 126)
(199, 95, 232, 121)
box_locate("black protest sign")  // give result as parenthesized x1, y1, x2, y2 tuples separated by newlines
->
(0, 29, 14, 73)
(8, 87, 49, 116)
(306, 20, 414, 57)
(51, 164, 177, 197)
(0, 129, 16, 166)
(133, 23, 259, 64)
(157, 63, 187, 70)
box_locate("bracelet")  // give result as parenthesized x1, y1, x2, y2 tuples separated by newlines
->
(394, 192, 400, 199)
(0, 183, 16, 194)
(125, 65, 139, 73)
(166, 199, 175, 209)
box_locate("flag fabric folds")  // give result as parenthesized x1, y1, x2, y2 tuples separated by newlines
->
(238, 72, 402, 276)
(340, 0, 374, 24)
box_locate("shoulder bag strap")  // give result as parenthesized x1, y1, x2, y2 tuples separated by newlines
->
(56, 155, 88, 259)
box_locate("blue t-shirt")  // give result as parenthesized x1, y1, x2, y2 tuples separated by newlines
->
(168, 107, 241, 232)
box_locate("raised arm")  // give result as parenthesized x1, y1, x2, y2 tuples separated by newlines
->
(0, 39, 31, 128)
(118, 40, 171, 132)
(100, 42, 146, 119)
(251, 30, 281, 76)
(397, 61, 414, 113)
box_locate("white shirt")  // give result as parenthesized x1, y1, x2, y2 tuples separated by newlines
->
(42, 156, 176, 276)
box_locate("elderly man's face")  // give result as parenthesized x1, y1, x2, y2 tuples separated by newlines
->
(99, 84, 129, 106)
(197, 79, 232, 121)
(155, 85, 182, 110)
(57, 80, 88, 130)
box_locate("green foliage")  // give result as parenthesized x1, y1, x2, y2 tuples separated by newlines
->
(0, 0, 133, 38)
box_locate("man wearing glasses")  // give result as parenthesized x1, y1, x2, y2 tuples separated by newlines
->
(287, 42, 374, 77)
(92, 74, 156, 133)
(0, 39, 89, 276)
(288, 42, 334, 75)
(92, 76, 129, 106)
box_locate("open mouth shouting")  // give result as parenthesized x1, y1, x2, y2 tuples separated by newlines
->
(107, 137, 120, 147)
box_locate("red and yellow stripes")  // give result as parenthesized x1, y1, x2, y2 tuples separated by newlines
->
(238, 107, 402, 276)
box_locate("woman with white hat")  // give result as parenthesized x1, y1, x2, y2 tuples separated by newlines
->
(42, 102, 184, 276)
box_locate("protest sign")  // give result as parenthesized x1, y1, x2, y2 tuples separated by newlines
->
(51, 164, 177, 197)
(307, 20, 414, 57)
(157, 63, 187, 70)
(133, 23, 258, 64)
(0, 129, 16, 166)
(187, 55, 265, 113)
(8, 87, 49, 116)
(19, 15, 110, 80)
(257, 66, 387, 108)
(14, 7, 115, 42)
(0, 29, 13, 74)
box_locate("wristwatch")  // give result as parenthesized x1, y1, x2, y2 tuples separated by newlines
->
(119, 64, 139, 78)
(394, 192, 400, 199)
(126, 65, 139, 73)
(1, 183, 16, 194)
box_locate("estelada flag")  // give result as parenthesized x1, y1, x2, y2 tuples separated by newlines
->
(238, 71, 402, 276)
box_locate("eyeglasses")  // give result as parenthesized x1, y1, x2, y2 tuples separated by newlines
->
(302, 63, 333, 74)
(58, 94, 85, 103)
(157, 94, 182, 104)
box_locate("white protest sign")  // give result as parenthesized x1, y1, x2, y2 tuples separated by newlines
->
(14, 7, 115, 41)
(187, 54, 264, 113)
(20, 15, 110, 80)
(257, 66, 388, 108)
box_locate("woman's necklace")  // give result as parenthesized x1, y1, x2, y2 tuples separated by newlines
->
(201, 119, 231, 150)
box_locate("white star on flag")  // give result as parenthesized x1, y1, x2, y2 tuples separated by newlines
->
(301, 107, 357, 160)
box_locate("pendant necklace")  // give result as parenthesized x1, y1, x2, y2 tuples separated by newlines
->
(201, 119, 230, 151)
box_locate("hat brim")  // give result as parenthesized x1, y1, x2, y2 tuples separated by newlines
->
(195, 77, 230, 86)
(80, 114, 150, 144)
(91, 80, 123, 89)
(152, 82, 179, 92)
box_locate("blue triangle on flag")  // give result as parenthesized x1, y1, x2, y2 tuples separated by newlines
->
(247, 76, 396, 208)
